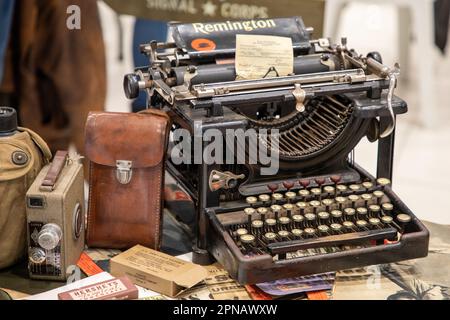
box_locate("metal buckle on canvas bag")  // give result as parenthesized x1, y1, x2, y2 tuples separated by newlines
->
(116, 160, 132, 184)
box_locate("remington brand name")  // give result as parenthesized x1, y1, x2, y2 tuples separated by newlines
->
(192, 19, 276, 35)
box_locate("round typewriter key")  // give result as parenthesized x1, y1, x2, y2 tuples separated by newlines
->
(381, 215, 393, 224)
(369, 204, 381, 217)
(335, 196, 347, 210)
(344, 207, 356, 219)
(251, 220, 264, 229)
(362, 181, 374, 191)
(356, 207, 368, 219)
(257, 207, 268, 221)
(298, 189, 310, 198)
(382, 202, 394, 214)
(296, 201, 307, 214)
(304, 213, 316, 227)
(246, 196, 258, 206)
(373, 190, 385, 205)
(283, 203, 294, 218)
(271, 204, 282, 212)
(304, 228, 316, 237)
(322, 198, 334, 211)
(349, 184, 361, 192)
(377, 178, 391, 187)
(343, 221, 355, 229)
(265, 218, 277, 229)
(396, 213, 411, 224)
(369, 217, 381, 227)
(257, 207, 268, 214)
(272, 193, 284, 202)
(244, 207, 255, 225)
(278, 216, 291, 226)
(331, 210, 343, 222)
(292, 214, 304, 225)
(304, 213, 316, 222)
(309, 200, 321, 214)
(361, 193, 372, 206)
(373, 190, 384, 198)
(318, 225, 330, 234)
(356, 220, 368, 229)
(324, 185, 335, 196)
(291, 229, 304, 237)
(244, 207, 255, 215)
(318, 211, 330, 222)
(236, 228, 248, 236)
(348, 194, 359, 208)
(264, 232, 277, 242)
(278, 230, 290, 239)
(285, 191, 296, 202)
(240, 234, 255, 244)
(258, 194, 270, 204)
(330, 223, 342, 232)
(311, 188, 321, 198)
(270, 204, 282, 219)
(336, 184, 348, 195)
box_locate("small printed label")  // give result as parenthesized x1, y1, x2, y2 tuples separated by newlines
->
(68, 279, 127, 300)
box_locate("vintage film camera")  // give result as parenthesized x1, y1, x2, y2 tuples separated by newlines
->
(26, 151, 85, 281)
(124, 17, 429, 284)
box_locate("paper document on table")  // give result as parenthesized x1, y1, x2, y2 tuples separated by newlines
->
(235, 34, 293, 80)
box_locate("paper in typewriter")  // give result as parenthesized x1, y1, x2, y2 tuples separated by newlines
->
(235, 34, 294, 80)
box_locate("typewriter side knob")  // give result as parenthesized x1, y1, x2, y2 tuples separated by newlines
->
(123, 73, 141, 99)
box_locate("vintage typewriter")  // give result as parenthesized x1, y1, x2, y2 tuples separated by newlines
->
(123, 17, 429, 284)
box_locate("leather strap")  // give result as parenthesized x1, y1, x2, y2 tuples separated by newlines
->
(41, 150, 68, 190)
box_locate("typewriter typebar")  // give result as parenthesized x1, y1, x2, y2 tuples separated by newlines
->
(124, 17, 429, 284)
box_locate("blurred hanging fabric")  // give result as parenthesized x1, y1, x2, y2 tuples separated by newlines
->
(0, 0, 106, 154)
(0, 0, 15, 84)
(434, 0, 450, 54)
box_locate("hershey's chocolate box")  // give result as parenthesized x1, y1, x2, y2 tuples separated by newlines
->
(57, 276, 138, 300)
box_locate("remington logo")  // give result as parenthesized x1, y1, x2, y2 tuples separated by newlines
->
(192, 19, 276, 35)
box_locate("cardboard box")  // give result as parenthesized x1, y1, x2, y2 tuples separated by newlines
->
(110, 245, 208, 297)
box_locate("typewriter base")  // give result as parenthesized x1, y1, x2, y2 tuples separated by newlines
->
(203, 164, 429, 284)
(192, 244, 215, 265)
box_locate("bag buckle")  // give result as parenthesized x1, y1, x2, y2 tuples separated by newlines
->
(116, 160, 132, 184)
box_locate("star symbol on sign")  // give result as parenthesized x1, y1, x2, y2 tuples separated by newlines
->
(202, 1, 217, 17)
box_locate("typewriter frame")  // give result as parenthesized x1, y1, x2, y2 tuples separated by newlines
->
(165, 88, 429, 284)
(126, 17, 429, 284)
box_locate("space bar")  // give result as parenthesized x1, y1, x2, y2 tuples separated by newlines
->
(267, 227, 397, 255)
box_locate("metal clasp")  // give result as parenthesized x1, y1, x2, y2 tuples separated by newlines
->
(116, 160, 133, 184)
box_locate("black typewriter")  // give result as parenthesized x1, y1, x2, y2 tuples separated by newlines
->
(124, 17, 429, 284)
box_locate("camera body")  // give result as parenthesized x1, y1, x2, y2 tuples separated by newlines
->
(26, 151, 85, 281)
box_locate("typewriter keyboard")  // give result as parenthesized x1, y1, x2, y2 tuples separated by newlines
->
(224, 176, 412, 260)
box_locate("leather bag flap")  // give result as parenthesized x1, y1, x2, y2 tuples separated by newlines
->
(85, 112, 169, 168)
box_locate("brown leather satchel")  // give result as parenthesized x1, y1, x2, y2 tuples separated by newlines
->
(84, 110, 170, 250)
